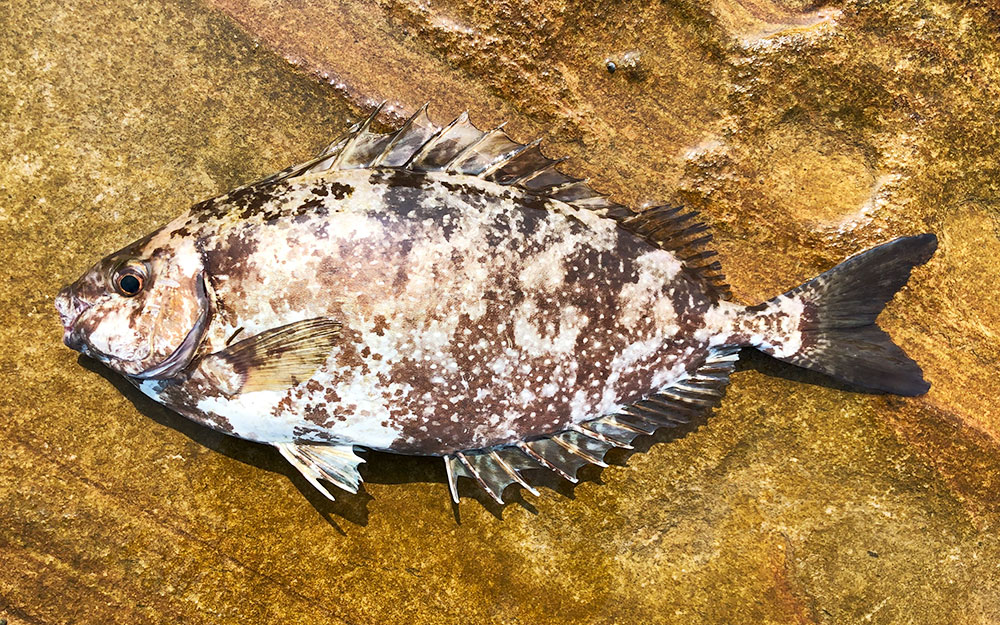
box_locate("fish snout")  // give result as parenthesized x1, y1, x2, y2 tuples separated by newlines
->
(55, 285, 92, 350)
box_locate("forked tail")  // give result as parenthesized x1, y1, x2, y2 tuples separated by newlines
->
(750, 234, 937, 396)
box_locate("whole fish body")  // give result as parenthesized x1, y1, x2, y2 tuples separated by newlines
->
(56, 104, 937, 503)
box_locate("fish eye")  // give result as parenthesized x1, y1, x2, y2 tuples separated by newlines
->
(114, 265, 146, 297)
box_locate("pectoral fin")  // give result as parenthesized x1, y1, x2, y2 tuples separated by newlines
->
(198, 317, 342, 395)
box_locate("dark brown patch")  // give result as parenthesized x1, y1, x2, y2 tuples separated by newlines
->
(292, 425, 336, 442)
(207, 228, 258, 280)
(303, 401, 330, 426)
(328, 182, 353, 200)
(291, 196, 327, 222)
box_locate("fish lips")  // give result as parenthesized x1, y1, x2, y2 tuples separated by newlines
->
(55, 285, 93, 351)
(55, 287, 130, 362)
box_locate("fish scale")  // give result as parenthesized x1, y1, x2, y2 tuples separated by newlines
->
(56, 102, 938, 506)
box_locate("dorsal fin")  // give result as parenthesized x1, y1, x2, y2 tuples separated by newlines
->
(319, 100, 390, 171)
(244, 104, 730, 300)
(444, 347, 740, 504)
(618, 206, 733, 301)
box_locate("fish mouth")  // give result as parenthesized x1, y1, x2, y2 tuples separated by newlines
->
(131, 272, 210, 380)
(55, 285, 92, 351)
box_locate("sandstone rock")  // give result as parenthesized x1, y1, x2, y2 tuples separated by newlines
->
(1, 0, 998, 623)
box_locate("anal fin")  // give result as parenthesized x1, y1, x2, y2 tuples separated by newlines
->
(276, 442, 365, 501)
(444, 347, 740, 504)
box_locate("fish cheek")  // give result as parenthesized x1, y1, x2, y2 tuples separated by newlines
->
(79, 299, 151, 370)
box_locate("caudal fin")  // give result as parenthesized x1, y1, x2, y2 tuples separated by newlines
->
(763, 234, 937, 396)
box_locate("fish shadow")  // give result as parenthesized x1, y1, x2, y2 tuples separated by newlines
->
(734, 347, 887, 394)
(79, 354, 703, 525)
(79, 349, 875, 526)
(80, 355, 448, 530)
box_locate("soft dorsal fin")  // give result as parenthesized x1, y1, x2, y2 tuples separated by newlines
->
(247, 104, 730, 300)
(444, 347, 740, 504)
(618, 206, 732, 301)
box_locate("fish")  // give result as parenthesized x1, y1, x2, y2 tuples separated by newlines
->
(55, 103, 938, 505)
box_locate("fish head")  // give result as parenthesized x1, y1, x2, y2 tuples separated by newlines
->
(55, 226, 210, 379)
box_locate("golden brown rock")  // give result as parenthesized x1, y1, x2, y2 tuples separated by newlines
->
(2, 0, 1000, 623)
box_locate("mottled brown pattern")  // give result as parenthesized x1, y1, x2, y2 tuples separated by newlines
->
(120, 167, 737, 454)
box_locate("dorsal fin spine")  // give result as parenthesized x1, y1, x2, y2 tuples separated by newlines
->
(551, 435, 609, 467)
(329, 101, 386, 169)
(455, 451, 504, 504)
(489, 450, 539, 496)
(570, 423, 633, 449)
(546, 177, 592, 195)
(512, 158, 569, 187)
(403, 111, 468, 169)
(623, 404, 683, 426)
(444, 454, 461, 503)
(480, 137, 543, 180)
(614, 415, 649, 434)
(517, 442, 577, 482)
(369, 102, 428, 168)
(443, 124, 504, 173)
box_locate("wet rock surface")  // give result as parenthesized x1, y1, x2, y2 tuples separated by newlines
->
(2, 0, 999, 623)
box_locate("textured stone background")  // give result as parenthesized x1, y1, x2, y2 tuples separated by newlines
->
(2, 0, 1000, 623)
